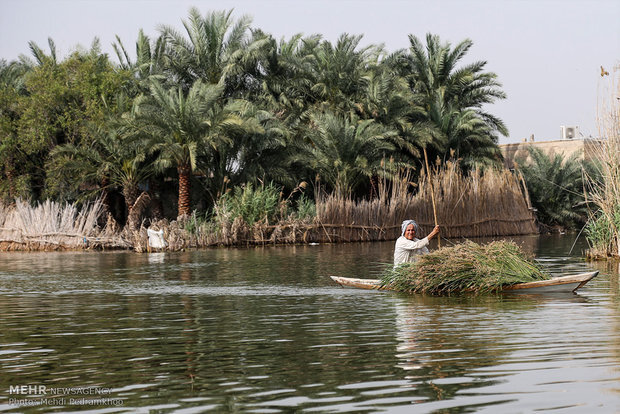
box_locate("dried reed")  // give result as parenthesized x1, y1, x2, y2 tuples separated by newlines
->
(585, 65, 620, 258)
(315, 161, 537, 241)
(0, 199, 126, 250)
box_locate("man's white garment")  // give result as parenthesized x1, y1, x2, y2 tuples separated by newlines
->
(393, 236, 429, 266)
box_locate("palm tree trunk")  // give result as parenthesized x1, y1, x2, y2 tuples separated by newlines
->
(100, 176, 111, 214)
(148, 179, 164, 220)
(178, 164, 191, 218)
(122, 185, 139, 214)
(127, 191, 151, 229)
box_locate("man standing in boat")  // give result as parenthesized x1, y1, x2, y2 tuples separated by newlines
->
(394, 219, 440, 266)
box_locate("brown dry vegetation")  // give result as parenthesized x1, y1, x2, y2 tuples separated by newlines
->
(585, 66, 620, 259)
(309, 161, 537, 243)
(0, 199, 128, 250)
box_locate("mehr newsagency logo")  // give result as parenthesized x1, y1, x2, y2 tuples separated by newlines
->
(7, 385, 123, 407)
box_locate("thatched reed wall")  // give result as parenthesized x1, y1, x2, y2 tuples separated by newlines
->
(297, 162, 537, 243)
(410, 162, 538, 238)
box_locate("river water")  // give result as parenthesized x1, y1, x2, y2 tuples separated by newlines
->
(0, 235, 618, 413)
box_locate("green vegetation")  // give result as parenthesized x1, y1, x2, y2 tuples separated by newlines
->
(517, 146, 594, 231)
(382, 240, 550, 295)
(586, 207, 620, 257)
(216, 183, 282, 226)
(0, 8, 508, 228)
(399, 34, 507, 170)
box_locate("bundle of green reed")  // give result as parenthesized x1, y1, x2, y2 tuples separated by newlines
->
(382, 240, 550, 295)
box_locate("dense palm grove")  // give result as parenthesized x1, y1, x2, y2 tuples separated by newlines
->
(0, 9, 509, 226)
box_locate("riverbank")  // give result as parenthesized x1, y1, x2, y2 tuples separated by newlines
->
(0, 164, 539, 252)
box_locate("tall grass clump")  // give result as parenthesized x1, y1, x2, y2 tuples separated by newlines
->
(293, 194, 316, 221)
(585, 66, 620, 258)
(216, 183, 282, 226)
(382, 240, 550, 295)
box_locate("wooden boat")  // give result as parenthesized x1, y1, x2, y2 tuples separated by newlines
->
(330, 271, 599, 294)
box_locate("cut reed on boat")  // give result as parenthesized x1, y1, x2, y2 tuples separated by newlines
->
(381, 240, 551, 295)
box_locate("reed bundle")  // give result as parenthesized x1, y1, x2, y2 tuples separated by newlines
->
(381, 240, 550, 295)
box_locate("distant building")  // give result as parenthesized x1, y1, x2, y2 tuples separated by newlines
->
(499, 132, 603, 169)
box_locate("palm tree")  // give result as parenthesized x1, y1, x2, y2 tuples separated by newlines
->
(158, 8, 269, 93)
(518, 146, 589, 230)
(434, 105, 504, 169)
(223, 100, 291, 189)
(49, 122, 152, 227)
(21, 37, 58, 67)
(309, 34, 381, 114)
(297, 110, 400, 197)
(357, 64, 438, 167)
(400, 34, 508, 168)
(255, 32, 322, 124)
(113, 29, 167, 97)
(130, 80, 249, 218)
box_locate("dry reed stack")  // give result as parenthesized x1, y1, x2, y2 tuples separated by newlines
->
(0, 199, 127, 251)
(413, 162, 538, 238)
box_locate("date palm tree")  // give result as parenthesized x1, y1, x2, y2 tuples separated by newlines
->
(357, 65, 439, 167)
(113, 29, 167, 96)
(518, 146, 590, 230)
(129, 80, 250, 218)
(255, 33, 322, 124)
(297, 110, 400, 197)
(401, 34, 508, 168)
(49, 122, 152, 227)
(158, 8, 269, 94)
(309, 34, 381, 114)
(224, 100, 291, 190)
(21, 37, 58, 67)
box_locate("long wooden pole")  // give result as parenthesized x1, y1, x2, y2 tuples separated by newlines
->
(423, 147, 440, 247)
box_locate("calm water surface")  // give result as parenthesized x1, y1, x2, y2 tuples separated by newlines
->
(0, 235, 618, 413)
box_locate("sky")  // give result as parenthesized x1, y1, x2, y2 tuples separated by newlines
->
(1, 0, 618, 144)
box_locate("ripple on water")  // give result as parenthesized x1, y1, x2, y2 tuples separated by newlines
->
(0, 238, 619, 413)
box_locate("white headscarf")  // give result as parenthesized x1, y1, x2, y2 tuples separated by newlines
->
(401, 219, 420, 237)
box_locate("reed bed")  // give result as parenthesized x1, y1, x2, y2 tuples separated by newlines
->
(0, 199, 127, 250)
(315, 161, 537, 241)
(585, 66, 620, 258)
(140, 162, 538, 250)
(381, 240, 550, 295)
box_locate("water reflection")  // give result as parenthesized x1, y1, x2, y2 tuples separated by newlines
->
(0, 235, 618, 412)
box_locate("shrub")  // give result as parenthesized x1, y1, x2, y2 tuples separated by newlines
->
(518, 146, 590, 230)
(293, 194, 316, 221)
(216, 183, 282, 226)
